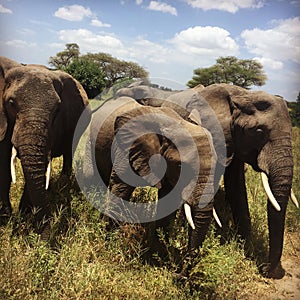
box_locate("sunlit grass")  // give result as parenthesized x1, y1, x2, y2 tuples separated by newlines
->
(0, 127, 299, 299)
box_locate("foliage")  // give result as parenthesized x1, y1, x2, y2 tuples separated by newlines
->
(65, 58, 106, 99)
(48, 43, 80, 69)
(288, 92, 300, 127)
(1, 126, 299, 299)
(187, 56, 267, 89)
(82, 52, 148, 88)
(49, 44, 148, 98)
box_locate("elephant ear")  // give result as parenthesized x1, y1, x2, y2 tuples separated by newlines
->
(55, 70, 89, 108)
(225, 84, 251, 113)
(114, 106, 166, 186)
(0, 57, 21, 141)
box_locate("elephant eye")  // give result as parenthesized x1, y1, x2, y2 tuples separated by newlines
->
(254, 101, 271, 111)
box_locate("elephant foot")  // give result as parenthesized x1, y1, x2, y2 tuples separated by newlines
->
(0, 206, 12, 225)
(261, 261, 285, 279)
(38, 222, 51, 241)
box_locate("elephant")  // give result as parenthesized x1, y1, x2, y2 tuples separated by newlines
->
(0, 56, 91, 235)
(83, 96, 217, 277)
(115, 82, 177, 101)
(132, 83, 297, 279)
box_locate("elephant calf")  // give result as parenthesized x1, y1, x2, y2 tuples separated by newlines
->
(83, 96, 217, 277)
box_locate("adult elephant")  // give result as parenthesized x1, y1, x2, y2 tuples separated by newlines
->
(83, 96, 217, 277)
(158, 83, 297, 279)
(0, 56, 91, 236)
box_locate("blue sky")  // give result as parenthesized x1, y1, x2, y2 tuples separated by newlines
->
(0, 0, 299, 100)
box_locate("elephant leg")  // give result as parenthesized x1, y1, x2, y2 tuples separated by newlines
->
(0, 166, 12, 224)
(177, 203, 213, 279)
(19, 184, 33, 216)
(156, 183, 176, 232)
(105, 169, 135, 224)
(62, 144, 73, 176)
(0, 143, 12, 224)
(224, 157, 252, 243)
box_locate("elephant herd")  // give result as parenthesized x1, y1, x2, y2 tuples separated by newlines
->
(0, 56, 298, 280)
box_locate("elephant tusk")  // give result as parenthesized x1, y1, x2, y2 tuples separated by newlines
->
(184, 203, 195, 230)
(290, 189, 299, 208)
(261, 173, 281, 212)
(11, 147, 17, 184)
(213, 208, 222, 228)
(45, 161, 51, 190)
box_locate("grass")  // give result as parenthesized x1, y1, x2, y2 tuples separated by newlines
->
(0, 127, 299, 299)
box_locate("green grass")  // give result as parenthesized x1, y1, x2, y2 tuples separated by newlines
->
(1, 128, 299, 299)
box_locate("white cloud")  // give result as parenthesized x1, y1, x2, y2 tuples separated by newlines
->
(0, 4, 12, 14)
(90, 19, 111, 28)
(241, 17, 300, 65)
(136, 0, 143, 4)
(57, 29, 127, 57)
(147, 1, 178, 16)
(185, 0, 264, 13)
(255, 57, 283, 70)
(132, 37, 171, 63)
(5, 40, 36, 48)
(170, 26, 239, 58)
(54, 5, 92, 21)
(17, 28, 35, 36)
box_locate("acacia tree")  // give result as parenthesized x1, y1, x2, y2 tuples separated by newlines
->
(49, 43, 80, 69)
(82, 53, 148, 87)
(187, 56, 267, 89)
(49, 45, 148, 97)
(65, 57, 106, 99)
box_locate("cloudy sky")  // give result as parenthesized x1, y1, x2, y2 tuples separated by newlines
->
(0, 0, 299, 100)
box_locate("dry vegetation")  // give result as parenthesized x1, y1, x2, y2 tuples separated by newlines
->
(0, 123, 299, 299)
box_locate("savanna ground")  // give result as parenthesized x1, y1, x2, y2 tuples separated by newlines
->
(0, 101, 299, 299)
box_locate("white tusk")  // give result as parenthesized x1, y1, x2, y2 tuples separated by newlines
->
(213, 208, 222, 228)
(45, 161, 51, 190)
(261, 173, 281, 212)
(290, 189, 299, 208)
(10, 147, 17, 184)
(184, 203, 195, 230)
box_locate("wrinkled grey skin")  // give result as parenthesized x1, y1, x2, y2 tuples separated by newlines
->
(86, 96, 217, 276)
(115, 84, 177, 101)
(123, 83, 294, 279)
(0, 56, 91, 235)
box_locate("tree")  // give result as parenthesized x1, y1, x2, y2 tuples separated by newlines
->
(187, 56, 267, 89)
(288, 92, 300, 127)
(49, 43, 80, 69)
(49, 45, 148, 97)
(65, 58, 106, 99)
(82, 53, 148, 87)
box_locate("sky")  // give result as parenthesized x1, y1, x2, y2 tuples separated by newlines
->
(0, 0, 299, 101)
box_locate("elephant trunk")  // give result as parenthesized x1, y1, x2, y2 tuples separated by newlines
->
(259, 138, 293, 277)
(13, 116, 51, 225)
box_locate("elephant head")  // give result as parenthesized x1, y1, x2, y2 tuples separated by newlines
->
(194, 84, 296, 278)
(113, 105, 217, 206)
(0, 56, 90, 230)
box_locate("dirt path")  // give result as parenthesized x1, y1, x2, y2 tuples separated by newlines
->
(269, 232, 300, 299)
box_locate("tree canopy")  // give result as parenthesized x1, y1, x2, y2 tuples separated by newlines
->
(187, 56, 267, 89)
(288, 92, 300, 127)
(82, 52, 148, 88)
(65, 57, 106, 99)
(49, 43, 148, 98)
(49, 43, 80, 69)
